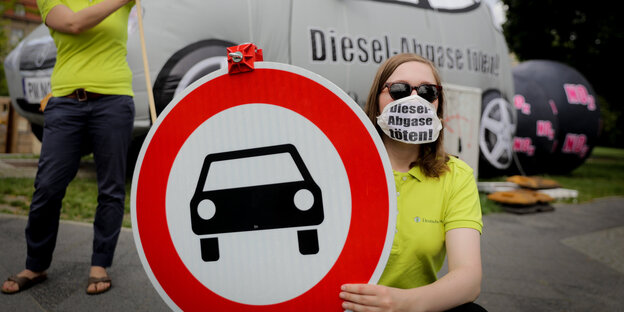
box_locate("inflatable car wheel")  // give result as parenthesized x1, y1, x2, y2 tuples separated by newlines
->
(478, 90, 516, 177)
(152, 39, 235, 116)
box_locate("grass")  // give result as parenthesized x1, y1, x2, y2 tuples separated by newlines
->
(1, 146, 623, 227)
(478, 146, 624, 211)
(0, 177, 132, 228)
(553, 147, 624, 201)
(480, 192, 503, 214)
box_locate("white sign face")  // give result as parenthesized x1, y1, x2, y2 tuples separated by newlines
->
(132, 62, 396, 311)
(166, 104, 351, 304)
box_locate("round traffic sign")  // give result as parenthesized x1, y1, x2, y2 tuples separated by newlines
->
(132, 62, 396, 311)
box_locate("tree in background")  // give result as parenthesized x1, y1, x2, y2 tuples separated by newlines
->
(501, 0, 623, 147)
(0, 38, 9, 96)
(0, 2, 12, 96)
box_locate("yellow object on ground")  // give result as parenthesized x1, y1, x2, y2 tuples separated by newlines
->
(488, 189, 554, 206)
(506, 175, 561, 189)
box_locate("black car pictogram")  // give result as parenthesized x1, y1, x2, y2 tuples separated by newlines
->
(190, 144, 324, 261)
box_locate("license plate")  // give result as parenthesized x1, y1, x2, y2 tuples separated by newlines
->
(23, 77, 52, 104)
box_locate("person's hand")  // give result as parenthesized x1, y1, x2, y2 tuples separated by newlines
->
(340, 283, 409, 312)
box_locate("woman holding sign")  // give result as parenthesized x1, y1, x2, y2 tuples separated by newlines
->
(340, 53, 484, 311)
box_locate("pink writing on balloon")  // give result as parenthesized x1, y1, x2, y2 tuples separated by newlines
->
(563, 84, 596, 111)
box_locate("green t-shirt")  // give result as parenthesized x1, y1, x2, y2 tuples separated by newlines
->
(37, 0, 134, 97)
(378, 156, 483, 289)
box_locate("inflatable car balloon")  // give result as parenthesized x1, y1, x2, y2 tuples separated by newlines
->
(5, 0, 515, 178)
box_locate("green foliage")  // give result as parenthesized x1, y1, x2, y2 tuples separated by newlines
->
(0, 1, 32, 96)
(0, 58, 7, 95)
(595, 95, 622, 147)
(501, 0, 624, 147)
(0, 177, 133, 228)
(0, 1, 15, 96)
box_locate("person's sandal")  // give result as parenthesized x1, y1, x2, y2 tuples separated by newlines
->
(86, 276, 112, 295)
(1, 273, 47, 294)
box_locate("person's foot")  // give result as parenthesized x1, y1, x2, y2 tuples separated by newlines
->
(1, 269, 47, 294)
(86, 266, 111, 295)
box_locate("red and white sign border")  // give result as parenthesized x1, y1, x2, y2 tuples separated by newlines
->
(131, 62, 397, 311)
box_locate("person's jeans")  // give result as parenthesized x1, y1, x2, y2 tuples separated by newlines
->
(25, 94, 135, 271)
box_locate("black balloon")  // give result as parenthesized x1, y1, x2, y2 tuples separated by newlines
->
(511, 60, 600, 175)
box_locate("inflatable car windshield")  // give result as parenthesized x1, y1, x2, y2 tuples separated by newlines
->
(4, 0, 515, 176)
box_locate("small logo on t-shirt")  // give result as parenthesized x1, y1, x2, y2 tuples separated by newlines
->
(414, 216, 443, 224)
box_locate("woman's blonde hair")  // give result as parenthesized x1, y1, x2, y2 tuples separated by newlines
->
(364, 53, 449, 178)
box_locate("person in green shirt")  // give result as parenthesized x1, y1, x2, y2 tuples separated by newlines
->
(2, 0, 135, 296)
(340, 53, 485, 311)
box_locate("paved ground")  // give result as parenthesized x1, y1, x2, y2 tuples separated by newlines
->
(1, 158, 623, 311)
(475, 197, 624, 311)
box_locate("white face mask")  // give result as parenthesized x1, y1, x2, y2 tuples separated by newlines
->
(376, 94, 443, 144)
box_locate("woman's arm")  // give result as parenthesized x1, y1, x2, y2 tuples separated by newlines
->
(340, 228, 482, 312)
(44, 0, 132, 34)
(412, 228, 482, 311)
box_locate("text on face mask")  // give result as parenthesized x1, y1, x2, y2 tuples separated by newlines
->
(388, 116, 433, 127)
(390, 103, 431, 114)
(388, 129, 435, 142)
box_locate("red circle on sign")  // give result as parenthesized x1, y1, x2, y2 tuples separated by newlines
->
(135, 66, 390, 311)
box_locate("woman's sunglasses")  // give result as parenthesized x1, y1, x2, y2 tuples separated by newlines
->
(383, 82, 442, 103)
